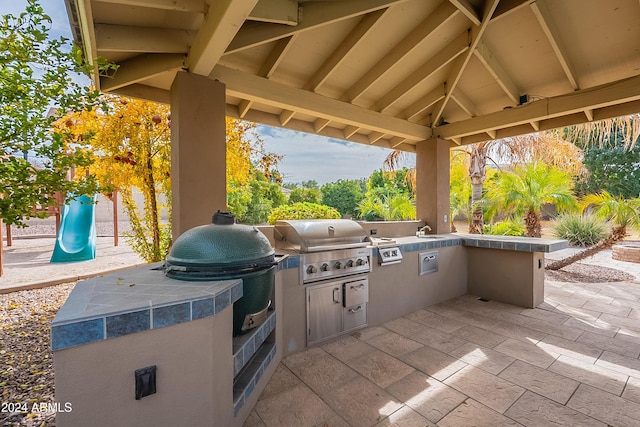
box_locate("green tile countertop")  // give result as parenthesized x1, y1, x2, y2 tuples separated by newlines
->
(52, 262, 242, 351)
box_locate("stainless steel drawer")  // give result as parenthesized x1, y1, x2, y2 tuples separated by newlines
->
(343, 303, 367, 331)
(343, 278, 368, 307)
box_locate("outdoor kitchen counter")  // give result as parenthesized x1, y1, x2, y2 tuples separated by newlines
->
(52, 262, 243, 350)
(390, 233, 568, 253)
(51, 263, 256, 427)
(386, 234, 568, 310)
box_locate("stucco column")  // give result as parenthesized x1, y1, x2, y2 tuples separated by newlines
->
(170, 72, 226, 239)
(416, 137, 450, 234)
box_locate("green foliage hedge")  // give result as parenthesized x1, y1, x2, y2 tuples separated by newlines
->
(552, 214, 607, 247)
(267, 202, 341, 224)
(484, 219, 526, 236)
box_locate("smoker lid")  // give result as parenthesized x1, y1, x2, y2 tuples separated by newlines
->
(274, 219, 369, 252)
(165, 211, 274, 280)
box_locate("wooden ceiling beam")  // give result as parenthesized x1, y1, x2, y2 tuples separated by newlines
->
(226, 0, 407, 54)
(377, 30, 469, 113)
(100, 53, 185, 92)
(211, 64, 431, 141)
(304, 9, 386, 92)
(432, 0, 501, 124)
(448, 0, 480, 25)
(435, 74, 640, 140)
(188, 0, 258, 76)
(258, 35, 296, 78)
(344, 0, 459, 103)
(111, 83, 171, 104)
(95, 24, 192, 53)
(280, 109, 295, 125)
(474, 40, 520, 104)
(530, 0, 579, 90)
(491, 0, 534, 22)
(403, 84, 446, 121)
(249, 0, 299, 26)
(94, 0, 206, 13)
(451, 87, 477, 117)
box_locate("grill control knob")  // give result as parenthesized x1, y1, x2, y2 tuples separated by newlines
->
(306, 265, 317, 274)
(320, 263, 329, 271)
(356, 258, 365, 266)
(334, 261, 342, 269)
(346, 260, 354, 268)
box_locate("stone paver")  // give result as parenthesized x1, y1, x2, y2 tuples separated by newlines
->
(250, 260, 640, 426)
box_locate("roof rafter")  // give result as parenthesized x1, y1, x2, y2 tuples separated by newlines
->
(258, 35, 296, 78)
(94, 0, 206, 13)
(474, 40, 520, 104)
(111, 83, 171, 104)
(188, 0, 258, 76)
(95, 24, 192, 53)
(343, 0, 459, 103)
(226, 0, 407, 54)
(530, 0, 579, 90)
(448, 0, 480, 25)
(100, 53, 185, 91)
(210, 64, 432, 141)
(376, 30, 469, 113)
(490, 0, 534, 22)
(402, 84, 446, 121)
(451, 87, 477, 117)
(304, 9, 387, 92)
(435, 74, 640, 140)
(432, 0, 501, 124)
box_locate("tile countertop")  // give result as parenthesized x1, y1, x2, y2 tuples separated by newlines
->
(388, 233, 568, 253)
(51, 262, 243, 351)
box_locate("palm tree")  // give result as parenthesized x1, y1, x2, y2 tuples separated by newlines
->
(484, 163, 578, 238)
(547, 192, 640, 270)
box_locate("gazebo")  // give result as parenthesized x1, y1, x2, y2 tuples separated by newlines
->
(64, 0, 640, 238)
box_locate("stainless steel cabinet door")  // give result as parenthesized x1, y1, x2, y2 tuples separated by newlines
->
(307, 281, 343, 345)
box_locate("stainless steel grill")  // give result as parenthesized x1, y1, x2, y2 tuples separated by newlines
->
(274, 219, 371, 284)
(274, 219, 372, 345)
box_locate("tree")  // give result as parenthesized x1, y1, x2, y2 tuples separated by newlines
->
(575, 145, 640, 198)
(547, 192, 640, 270)
(233, 171, 286, 224)
(320, 179, 364, 218)
(289, 187, 320, 204)
(64, 96, 172, 262)
(357, 169, 415, 221)
(0, 0, 101, 227)
(485, 163, 578, 238)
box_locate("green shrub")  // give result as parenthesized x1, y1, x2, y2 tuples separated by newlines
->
(552, 214, 607, 247)
(267, 202, 341, 224)
(484, 219, 526, 236)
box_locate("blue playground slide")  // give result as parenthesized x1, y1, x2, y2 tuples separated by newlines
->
(50, 194, 97, 263)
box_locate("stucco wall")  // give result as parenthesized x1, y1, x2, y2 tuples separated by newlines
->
(368, 245, 468, 326)
(467, 247, 544, 308)
(54, 308, 233, 427)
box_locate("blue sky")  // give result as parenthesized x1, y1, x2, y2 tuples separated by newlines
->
(4, 0, 415, 185)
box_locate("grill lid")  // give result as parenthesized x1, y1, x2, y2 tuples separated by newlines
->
(165, 211, 275, 280)
(274, 219, 369, 252)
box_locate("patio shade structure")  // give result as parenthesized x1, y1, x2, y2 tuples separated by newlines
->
(64, 0, 640, 235)
(65, 0, 640, 148)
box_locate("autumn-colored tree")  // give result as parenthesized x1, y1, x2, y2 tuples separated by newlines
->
(62, 96, 172, 262)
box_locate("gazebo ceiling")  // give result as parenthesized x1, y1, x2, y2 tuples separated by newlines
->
(66, 0, 640, 151)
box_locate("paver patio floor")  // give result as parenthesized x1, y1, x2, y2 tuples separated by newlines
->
(247, 278, 640, 426)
